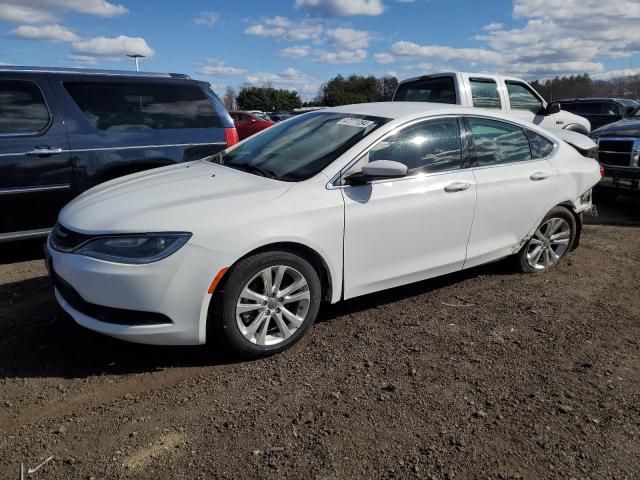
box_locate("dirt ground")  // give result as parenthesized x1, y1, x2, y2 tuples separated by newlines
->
(0, 194, 639, 480)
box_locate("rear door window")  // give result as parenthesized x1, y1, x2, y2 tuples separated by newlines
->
(393, 77, 457, 104)
(64, 81, 222, 131)
(470, 79, 501, 109)
(468, 117, 531, 166)
(0, 80, 50, 134)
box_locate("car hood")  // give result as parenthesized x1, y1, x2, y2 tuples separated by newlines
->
(591, 118, 640, 138)
(59, 160, 291, 235)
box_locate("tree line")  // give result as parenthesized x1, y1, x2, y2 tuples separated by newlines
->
(222, 72, 640, 112)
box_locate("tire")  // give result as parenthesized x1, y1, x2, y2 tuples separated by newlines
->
(212, 251, 321, 357)
(517, 206, 576, 274)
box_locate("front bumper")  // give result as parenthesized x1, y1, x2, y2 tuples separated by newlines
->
(47, 240, 235, 345)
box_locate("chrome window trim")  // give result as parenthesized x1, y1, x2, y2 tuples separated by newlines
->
(0, 184, 70, 196)
(327, 114, 465, 190)
(0, 141, 226, 157)
(0, 78, 53, 138)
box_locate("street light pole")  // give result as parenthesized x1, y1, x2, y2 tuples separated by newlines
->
(127, 54, 145, 72)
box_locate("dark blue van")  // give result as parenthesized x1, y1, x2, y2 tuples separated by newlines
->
(0, 66, 236, 242)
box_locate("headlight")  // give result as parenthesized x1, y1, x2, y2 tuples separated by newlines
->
(75, 233, 191, 264)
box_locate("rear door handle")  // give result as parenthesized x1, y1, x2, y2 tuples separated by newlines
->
(530, 172, 550, 181)
(26, 147, 63, 156)
(444, 182, 472, 193)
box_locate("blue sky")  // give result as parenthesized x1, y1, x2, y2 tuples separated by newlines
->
(1, 0, 639, 99)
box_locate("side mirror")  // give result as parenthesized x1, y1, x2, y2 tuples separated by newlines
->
(547, 103, 561, 115)
(344, 160, 408, 185)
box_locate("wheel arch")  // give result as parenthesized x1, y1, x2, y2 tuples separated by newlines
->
(555, 200, 583, 250)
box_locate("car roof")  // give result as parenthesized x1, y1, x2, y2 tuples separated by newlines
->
(324, 101, 475, 119)
(554, 97, 638, 104)
(0, 65, 190, 79)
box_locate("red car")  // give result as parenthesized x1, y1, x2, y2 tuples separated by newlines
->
(229, 111, 275, 140)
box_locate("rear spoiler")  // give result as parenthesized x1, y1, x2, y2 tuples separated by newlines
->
(550, 128, 597, 157)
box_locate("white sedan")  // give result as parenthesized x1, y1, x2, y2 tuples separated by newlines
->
(47, 103, 601, 356)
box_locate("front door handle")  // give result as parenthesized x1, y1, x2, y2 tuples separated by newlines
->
(530, 172, 550, 181)
(444, 182, 472, 193)
(26, 147, 63, 156)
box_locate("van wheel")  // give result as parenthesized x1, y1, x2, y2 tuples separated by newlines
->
(517, 206, 576, 273)
(214, 251, 321, 357)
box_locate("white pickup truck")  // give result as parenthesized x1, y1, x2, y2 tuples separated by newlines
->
(393, 72, 592, 135)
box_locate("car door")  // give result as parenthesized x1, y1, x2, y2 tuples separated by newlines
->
(463, 116, 558, 269)
(235, 114, 257, 139)
(341, 116, 477, 299)
(0, 74, 72, 239)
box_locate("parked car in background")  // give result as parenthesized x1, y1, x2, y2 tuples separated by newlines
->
(550, 98, 640, 130)
(269, 112, 295, 122)
(230, 111, 275, 140)
(590, 108, 640, 195)
(0, 66, 236, 243)
(393, 72, 592, 134)
(48, 102, 601, 356)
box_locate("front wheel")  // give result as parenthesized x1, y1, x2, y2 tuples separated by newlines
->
(214, 251, 321, 357)
(517, 206, 576, 273)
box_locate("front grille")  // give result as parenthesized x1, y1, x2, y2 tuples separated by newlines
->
(598, 139, 633, 167)
(53, 272, 172, 326)
(49, 223, 93, 252)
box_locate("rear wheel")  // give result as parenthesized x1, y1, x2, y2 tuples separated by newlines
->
(214, 251, 321, 357)
(517, 206, 576, 273)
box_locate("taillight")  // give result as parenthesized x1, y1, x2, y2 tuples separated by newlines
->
(599, 165, 605, 177)
(225, 127, 239, 147)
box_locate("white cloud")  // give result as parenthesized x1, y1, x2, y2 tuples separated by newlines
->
(11, 24, 79, 42)
(245, 67, 319, 94)
(244, 16, 323, 41)
(68, 54, 98, 65)
(279, 45, 311, 59)
(295, 0, 385, 16)
(0, 0, 127, 24)
(482, 22, 504, 31)
(391, 41, 503, 64)
(593, 68, 640, 80)
(198, 60, 248, 76)
(315, 48, 367, 64)
(374, 52, 395, 64)
(384, 70, 398, 77)
(326, 27, 373, 49)
(194, 11, 220, 27)
(72, 35, 154, 57)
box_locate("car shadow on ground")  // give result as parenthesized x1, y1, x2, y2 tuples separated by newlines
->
(0, 260, 514, 380)
(0, 238, 46, 265)
(591, 190, 640, 226)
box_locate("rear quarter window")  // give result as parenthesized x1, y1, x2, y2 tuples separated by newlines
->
(0, 80, 50, 134)
(64, 81, 222, 131)
(525, 130, 555, 159)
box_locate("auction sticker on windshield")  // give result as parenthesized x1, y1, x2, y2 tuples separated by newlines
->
(337, 118, 376, 128)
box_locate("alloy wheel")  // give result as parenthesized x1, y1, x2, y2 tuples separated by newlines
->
(235, 265, 311, 346)
(526, 217, 571, 270)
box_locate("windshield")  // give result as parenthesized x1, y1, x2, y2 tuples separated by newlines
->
(254, 112, 271, 121)
(216, 112, 389, 181)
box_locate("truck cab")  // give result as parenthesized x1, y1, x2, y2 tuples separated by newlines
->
(393, 72, 591, 135)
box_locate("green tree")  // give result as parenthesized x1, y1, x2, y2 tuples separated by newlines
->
(236, 86, 302, 111)
(319, 74, 399, 106)
(377, 76, 398, 101)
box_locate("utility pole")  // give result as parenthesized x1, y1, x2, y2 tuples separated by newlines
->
(127, 54, 145, 71)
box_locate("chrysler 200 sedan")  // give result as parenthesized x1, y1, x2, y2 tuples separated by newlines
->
(47, 102, 602, 357)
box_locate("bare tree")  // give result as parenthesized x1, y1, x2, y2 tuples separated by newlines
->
(223, 86, 236, 111)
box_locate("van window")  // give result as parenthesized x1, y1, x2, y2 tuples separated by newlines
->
(64, 81, 222, 131)
(469, 118, 531, 166)
(0, 80, 50, 134)
(470, 79, 501, 109)
(506, 82, 543, 113)
(393, 77, 457, 104)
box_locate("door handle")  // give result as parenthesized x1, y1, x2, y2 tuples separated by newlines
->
(444, 182, 472, 193)
(26, 147, 63, 156)
(530, 172, 550, 181)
